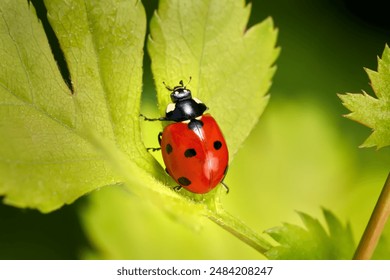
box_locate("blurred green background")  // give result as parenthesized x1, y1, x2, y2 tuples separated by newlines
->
(1, 0, 389, 259)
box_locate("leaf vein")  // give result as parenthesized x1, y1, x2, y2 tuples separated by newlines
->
(0, 10, 34, 103)
(83, 0, 117, 146)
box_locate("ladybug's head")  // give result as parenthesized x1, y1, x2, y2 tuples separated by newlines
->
(163, 77, 208, 122)
(164, 78, 192, 103)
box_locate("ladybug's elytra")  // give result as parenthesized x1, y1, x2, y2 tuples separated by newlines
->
(142, 79, 229, 194)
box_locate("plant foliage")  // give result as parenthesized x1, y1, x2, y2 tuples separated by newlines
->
(339, 45, 390, 149)
(265, 209, 355, 259)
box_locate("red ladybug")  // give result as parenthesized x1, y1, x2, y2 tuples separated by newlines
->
(142, 79, 229, 194)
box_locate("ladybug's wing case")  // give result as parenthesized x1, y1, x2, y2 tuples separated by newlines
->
(160, 114, 229, 194)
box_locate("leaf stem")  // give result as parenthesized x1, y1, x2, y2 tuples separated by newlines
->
(354, 172, 390, 259)
(207, 207, 272, 255)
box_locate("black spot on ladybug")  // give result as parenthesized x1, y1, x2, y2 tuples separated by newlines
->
(178, 177, 191, 186)
(214, 140, 222, 150)
(166, 143, 173, 154)
(187, 119, 204, 131)
(184, 148, 197, 158)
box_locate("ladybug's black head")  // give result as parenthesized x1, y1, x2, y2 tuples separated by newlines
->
(166, 80, 192, 103)
(163, 78, 208, 122)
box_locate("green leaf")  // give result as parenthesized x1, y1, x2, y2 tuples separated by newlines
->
(148, 0, 279, 159)
(339, 45, 390, 149)
(89, 127, 273, 252)
(1, 0, 279, 257)
(0, 0, 151, 211)
(143, 0, 279, 254)
(80, 185, 266, 259)
(265, 209, 355, 259)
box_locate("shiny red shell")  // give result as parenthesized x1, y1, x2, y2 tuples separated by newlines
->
(160, 114, 229, 194)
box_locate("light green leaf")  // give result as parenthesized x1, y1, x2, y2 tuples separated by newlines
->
(89, 126, 273, 252)
(0, 0, 152, 211)
(265, 209, 355, 259)
(1, 0, 279, 256)
(148, 0, 279, 158)
(80, 184, 268, 259)
(339, 45, 390, 149)
(143, 0, 279, 254)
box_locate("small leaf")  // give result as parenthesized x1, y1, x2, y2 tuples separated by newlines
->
(339, 45, 390, 149)
(265, 209, 355, 259)
(148, 0, 279, 159)
(0, 0, 151, 211)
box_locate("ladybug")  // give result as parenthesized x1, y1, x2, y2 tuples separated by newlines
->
(142, 79, 229, 194)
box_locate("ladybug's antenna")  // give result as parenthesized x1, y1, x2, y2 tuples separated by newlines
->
(184, 76, 192, 88)
(164, 77, 192, 91)
(163, 81, 173, 91)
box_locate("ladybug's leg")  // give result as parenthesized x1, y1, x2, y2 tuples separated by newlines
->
(173, 185, 182, 191)
(140, 114, 167, 122)
(221, 181, 229, 194)
(146, 147, 161, 152)
(220, 166, 229, 194)
(146, 132, 163, 152)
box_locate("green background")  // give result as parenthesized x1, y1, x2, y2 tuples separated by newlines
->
(1, 0, 389, 259)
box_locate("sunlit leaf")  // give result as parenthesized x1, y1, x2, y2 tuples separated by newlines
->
(0, 0, 149, 211)
(339, 45, 390, 149)
(265, 209, 355, 259)
(0, 0, 279, 257)
(148, 0, 279, 159)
